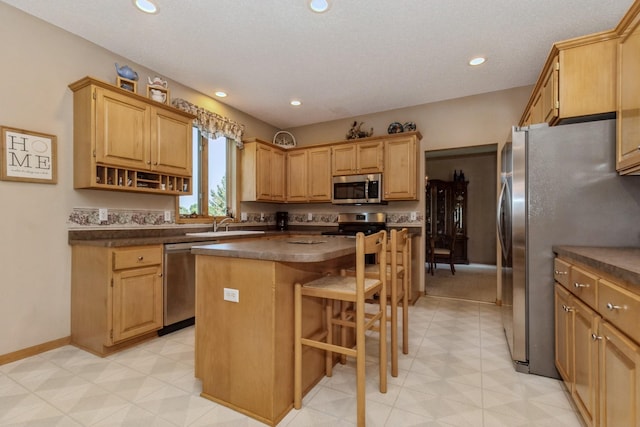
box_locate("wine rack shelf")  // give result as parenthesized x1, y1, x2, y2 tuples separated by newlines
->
(94, 166, 190, 195)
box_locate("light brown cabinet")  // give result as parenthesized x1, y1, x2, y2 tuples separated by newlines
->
(616, 2, 640, 174)
(331, 140, 383, 175)
(554, 255, 640, 427)
(520, 34, 617, 126)
(71, 244, 164, 356)
(286, 146, 331, 202)
(240, 139, 285, 202)
(69, 76, 194, 194)
(383, 134, 419, 200)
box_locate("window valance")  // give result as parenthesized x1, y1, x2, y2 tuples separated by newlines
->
(172, 98, 245, 148)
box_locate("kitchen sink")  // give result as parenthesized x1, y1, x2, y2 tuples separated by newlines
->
(185, 230, 265, 238)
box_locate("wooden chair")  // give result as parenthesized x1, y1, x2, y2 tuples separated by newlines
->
(341, 228, 409, 377)
(428, 230, 457, 275)
(294, 231, 387, 427)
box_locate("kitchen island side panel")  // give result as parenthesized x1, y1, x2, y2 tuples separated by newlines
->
(195, 254, 352, 425)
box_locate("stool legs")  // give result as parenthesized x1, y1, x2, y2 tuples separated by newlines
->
(294, 283, 302, 410)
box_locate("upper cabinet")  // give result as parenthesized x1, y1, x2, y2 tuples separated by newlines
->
(69, 77, 195, 195)
(331, 140, 383, 175)
(616, 1, 640, 174)
(519, 33, 618, 127)
(286, 146, 332, 203)
(383, 134, 420, 201)
(240, 138, 285, 202)
(241, 132, 420, 203)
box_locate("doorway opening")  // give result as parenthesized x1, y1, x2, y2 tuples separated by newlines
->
(424, 144, 498, 303)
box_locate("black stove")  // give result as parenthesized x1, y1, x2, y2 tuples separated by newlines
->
(322, 212, 387, 237)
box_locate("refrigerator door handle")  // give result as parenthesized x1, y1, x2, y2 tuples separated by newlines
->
(496, 175, 510, 260)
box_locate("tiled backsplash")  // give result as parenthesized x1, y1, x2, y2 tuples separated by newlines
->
(68, 208, 423, 227)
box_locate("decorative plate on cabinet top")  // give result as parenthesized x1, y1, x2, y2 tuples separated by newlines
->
(273, 131, 296, 148)
(387, 122, 403, 134)
(403, 121, 416, 132)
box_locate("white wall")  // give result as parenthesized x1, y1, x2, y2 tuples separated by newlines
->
(0, 1, 532, 356)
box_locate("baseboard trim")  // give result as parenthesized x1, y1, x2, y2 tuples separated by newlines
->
(0, 336, 71, 366)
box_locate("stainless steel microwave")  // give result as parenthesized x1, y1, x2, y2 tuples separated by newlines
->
(332, 173, 384, 204)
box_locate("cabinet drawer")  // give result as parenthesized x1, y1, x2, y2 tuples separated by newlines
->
(112, 246, 162, 270)
(554, 258, 571, 288)
(599, 279, 640, 344)
(569, 266, 597, 309)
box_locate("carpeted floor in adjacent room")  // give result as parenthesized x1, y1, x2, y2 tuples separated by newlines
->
(425, 263, 497, 304)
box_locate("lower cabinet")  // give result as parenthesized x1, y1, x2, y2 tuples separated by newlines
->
(554, 257, 640, 427)
(71, 244, 163, 356)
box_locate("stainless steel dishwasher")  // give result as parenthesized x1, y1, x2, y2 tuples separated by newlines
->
(161, 240, 218, 335)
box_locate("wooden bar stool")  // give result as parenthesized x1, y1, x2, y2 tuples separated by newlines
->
(294, 231, 387, 427)
(342, 228, 410, 377)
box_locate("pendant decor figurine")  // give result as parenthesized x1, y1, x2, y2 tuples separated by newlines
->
(346, 121, 373, 140)
(115, 63, 139, 92)
(146, 76, 170, 104)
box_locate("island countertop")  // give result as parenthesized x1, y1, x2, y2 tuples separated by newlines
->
(191, 235, 356, 263)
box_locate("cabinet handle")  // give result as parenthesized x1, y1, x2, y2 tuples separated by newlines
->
(591, 333, 603, 341)
(554, 270, 568, 275)
(606, 302, 623, 311)
(138, 256, 144, 261)
(574, 282, 590, 288)
(562, 304, 573, 312)
(146, 161, 151, 165)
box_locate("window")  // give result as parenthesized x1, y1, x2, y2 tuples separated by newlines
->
(177, 128, 236, 222)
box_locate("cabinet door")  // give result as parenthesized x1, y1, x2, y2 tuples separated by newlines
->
(383, 136, 417, 200)
(150, 107, 192, 176)
(332, 144, 356, 175)
(541, 56, 559, 123)
(617, 18, 640, 173)
(307, 147, 331, 201)
(256, 143, 273, 200)
(559, 39, 617, 120)
(271, 149, 286, 201)
(357, 141, 383, 173)
(555, 284, 573, 384)
(287, 150, 308, 202)
(111, 265, 163, 343)
(95, 87, 150, 169)
(599, 321, 640, 427)
(573, 297, 600, 427)
(529, 90, 544, 125)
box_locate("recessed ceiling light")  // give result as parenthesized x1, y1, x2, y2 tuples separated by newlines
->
(134, 0, 158, 14)
(469, 57, 486, 66)
(215, 91, 228, 98)
(290, 100, 302, 106)
(309, 0, 330, 13)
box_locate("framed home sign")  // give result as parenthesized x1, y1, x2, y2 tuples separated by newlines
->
(1, 126, 57, 184)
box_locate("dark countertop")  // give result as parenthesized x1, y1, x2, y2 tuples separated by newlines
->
(191, 235, 356, 263)
(68, 224, 421, 247)
(553, 245, 640, 288)
(68, 227, 324, 247)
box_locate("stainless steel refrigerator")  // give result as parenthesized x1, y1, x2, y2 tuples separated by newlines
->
(497, 119, 640, 378)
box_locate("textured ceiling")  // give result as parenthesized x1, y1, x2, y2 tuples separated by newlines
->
(1, 0, 633, 129)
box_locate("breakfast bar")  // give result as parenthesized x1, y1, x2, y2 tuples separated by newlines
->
(191, 236, 357, 426)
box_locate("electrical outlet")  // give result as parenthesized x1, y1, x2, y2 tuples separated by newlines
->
(164, 210, 171, 222)
(223, 287, 239, 303)
(410, 211, 417, 221)
(307, 213, 313, 222)
(98, 208, 108, 222)
(260, 212, 265, 222)
(241, 212, 248, 222)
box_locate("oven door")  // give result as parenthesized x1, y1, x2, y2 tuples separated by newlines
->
(332, 174, 383, 204)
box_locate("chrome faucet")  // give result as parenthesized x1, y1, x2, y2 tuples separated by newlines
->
(213, 217, 234, 232)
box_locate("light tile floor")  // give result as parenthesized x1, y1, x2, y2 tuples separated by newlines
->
(0, 297, 582, 426)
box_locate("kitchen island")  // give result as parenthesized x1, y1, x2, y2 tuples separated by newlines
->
(192, 236, 357, 426)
